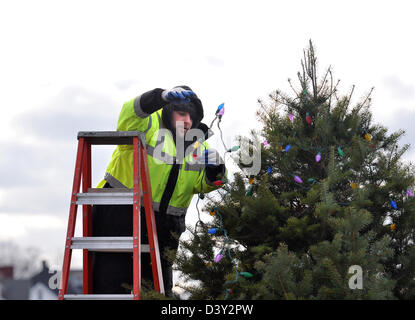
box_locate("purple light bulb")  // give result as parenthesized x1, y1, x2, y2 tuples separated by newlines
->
(294, 175, 303, 184)
(316, 152, 321, 163)
(215, 253, 223, 263)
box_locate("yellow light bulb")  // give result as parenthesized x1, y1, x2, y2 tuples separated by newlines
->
(364, 133, 372, 142)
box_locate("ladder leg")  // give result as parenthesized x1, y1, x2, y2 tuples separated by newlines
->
(132, 137, 142, 300)
(139, 141, 165, 295)
(82, 140, 93, 294)
(59, 138, 85, 300)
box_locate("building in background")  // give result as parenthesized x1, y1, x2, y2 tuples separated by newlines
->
(0, 261, 82, 300)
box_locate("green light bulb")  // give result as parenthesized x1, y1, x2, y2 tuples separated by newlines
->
(240, 272, 253, 278)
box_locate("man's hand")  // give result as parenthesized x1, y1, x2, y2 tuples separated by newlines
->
(194, 148, 223, 167)
(162, 87, 195, 104)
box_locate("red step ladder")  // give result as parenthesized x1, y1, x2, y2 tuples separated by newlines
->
(58, 131, 164, 300)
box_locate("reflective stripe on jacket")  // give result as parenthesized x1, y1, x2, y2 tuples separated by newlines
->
(96, 96, 225, 216)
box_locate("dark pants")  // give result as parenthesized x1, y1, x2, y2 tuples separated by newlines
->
(91, 202, 185, 296)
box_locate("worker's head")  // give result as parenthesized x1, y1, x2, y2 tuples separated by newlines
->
(162, 85, 204, 138)
(171, 109, 193, 138)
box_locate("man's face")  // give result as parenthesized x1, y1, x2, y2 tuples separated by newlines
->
(172, 110, 193, 137)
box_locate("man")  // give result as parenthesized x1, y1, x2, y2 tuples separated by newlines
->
(92, 86, 226, 296)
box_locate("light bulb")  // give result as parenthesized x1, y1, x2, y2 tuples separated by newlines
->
(208, 228, 217, 234)
(247, 186, 253, 196)
(306, 112, 311, 124)
(364, 133, 372, 142)
(228, 145, 240, 152)
(215, 253, 223, 263)
(216, 103, 224, 115)
(240, 272, 253, 278)
(294, 175, 303, 184)
(315, 152, 321, 162)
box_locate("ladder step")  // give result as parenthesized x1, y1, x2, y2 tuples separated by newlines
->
(76, 192, 139, 205)
(71, 237, 150, 253)
(77, 131, 146, 145)
(88, 188, 133, 193)
(64, 294, 134, 300)
(76, 188, 145, 205)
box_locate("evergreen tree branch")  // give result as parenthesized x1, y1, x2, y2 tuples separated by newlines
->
(276, 273, 289, 299)
(361, 87, 375, 108)
(288, 78, 300, 99)
(317, 65, 331, 96)
(346, 85, 356, 110)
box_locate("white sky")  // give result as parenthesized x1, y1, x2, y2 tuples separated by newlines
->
(1, 0, 415, 272)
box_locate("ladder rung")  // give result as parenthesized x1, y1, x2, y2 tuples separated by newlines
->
(78, 131, 146, 146)
(71, 237, 150, 253)
(87, 188, 133, 193)
(64, 294, 134, 300)
(76, 192, 139, 205)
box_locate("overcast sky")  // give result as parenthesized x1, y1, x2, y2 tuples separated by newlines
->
(1, 0, 415, 272)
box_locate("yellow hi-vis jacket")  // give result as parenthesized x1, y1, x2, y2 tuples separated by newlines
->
(96, 97, 225, 216)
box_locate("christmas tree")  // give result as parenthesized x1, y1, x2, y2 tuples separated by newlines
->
(174, 40, 415, 299)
